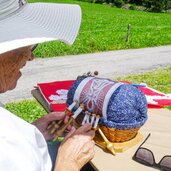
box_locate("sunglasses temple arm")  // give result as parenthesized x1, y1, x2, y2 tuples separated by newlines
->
(138, 133, 151, 148)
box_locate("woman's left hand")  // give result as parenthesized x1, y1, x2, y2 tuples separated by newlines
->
(32, 112, 69, 140)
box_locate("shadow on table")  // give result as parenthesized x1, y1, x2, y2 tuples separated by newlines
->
(81, 163, 96, 171)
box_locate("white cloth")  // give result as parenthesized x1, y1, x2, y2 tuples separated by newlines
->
(0, 107, 52, 171)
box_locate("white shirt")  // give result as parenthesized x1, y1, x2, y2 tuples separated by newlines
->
(0, 107, 52, 171)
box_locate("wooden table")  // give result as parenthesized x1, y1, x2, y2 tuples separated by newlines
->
(91, 109, 171, 171)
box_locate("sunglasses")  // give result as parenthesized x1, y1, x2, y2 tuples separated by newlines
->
(31, 44, 38, 52)
(132, 133, 171, 171)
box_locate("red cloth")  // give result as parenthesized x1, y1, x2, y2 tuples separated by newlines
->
(36, 80, 171, 111)
(137, 86, 171, 108)
(37, 80, 75, 112)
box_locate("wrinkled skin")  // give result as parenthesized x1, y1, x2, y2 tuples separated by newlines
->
(55, 123, 95, 171)
(0, 47, 95, 171)
(32, 111, 70, 140)
(0, 47, 34, 93)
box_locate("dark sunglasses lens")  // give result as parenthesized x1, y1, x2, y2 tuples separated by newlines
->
(160, 156, 171, 171)
(135, 148, 154, 166)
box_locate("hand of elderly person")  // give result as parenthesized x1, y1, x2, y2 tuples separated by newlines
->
(32, 112, 69, 140)
(55, 123, 95, 171)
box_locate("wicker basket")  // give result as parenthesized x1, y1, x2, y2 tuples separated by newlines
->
(99, 125, 140, 143)
(74, 115, 139, 143)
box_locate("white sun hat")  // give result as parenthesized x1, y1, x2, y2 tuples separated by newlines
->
(0, 0, 82, 54)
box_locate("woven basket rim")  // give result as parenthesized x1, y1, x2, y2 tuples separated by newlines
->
(100, 116, 147, 129)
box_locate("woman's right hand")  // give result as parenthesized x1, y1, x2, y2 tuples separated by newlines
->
(54, 123, 95, 171)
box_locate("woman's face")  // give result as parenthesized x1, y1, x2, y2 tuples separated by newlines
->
(0, 46, 34, 93)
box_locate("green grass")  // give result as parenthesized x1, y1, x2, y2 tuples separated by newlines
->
(5, 67, 171, 122)
(5, 100, 46, 123)
(29, 0, 171, 58)
(116, 67, 171, 93)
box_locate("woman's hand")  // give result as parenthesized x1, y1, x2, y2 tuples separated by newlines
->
(32, 112, 69, 140)
(55, 123, 95, 171)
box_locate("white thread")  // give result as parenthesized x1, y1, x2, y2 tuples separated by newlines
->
(73, 106, 83, 119)
(82, 113, 88, 125)
(93, 115, 100, 129)
(86, 113, 90, 124)
(90, 114, 96, 126)
(68, 101, 77, 111)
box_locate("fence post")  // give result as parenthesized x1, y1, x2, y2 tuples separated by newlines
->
(126, 24, 131, 42)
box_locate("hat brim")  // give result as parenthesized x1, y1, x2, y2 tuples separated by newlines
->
(0, 3, 81, 54)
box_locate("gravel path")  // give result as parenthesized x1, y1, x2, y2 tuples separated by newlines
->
(1, 45, 171, 104)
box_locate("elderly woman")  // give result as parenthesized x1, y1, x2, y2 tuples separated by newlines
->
(0, 0, 95, 171)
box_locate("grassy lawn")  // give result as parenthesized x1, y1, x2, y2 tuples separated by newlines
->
(5, 67, 171, 123)
(28, 0, 171, 58)
(116, 67, 171, 93)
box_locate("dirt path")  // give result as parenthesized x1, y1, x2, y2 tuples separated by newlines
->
(1, 45, 171, 104)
